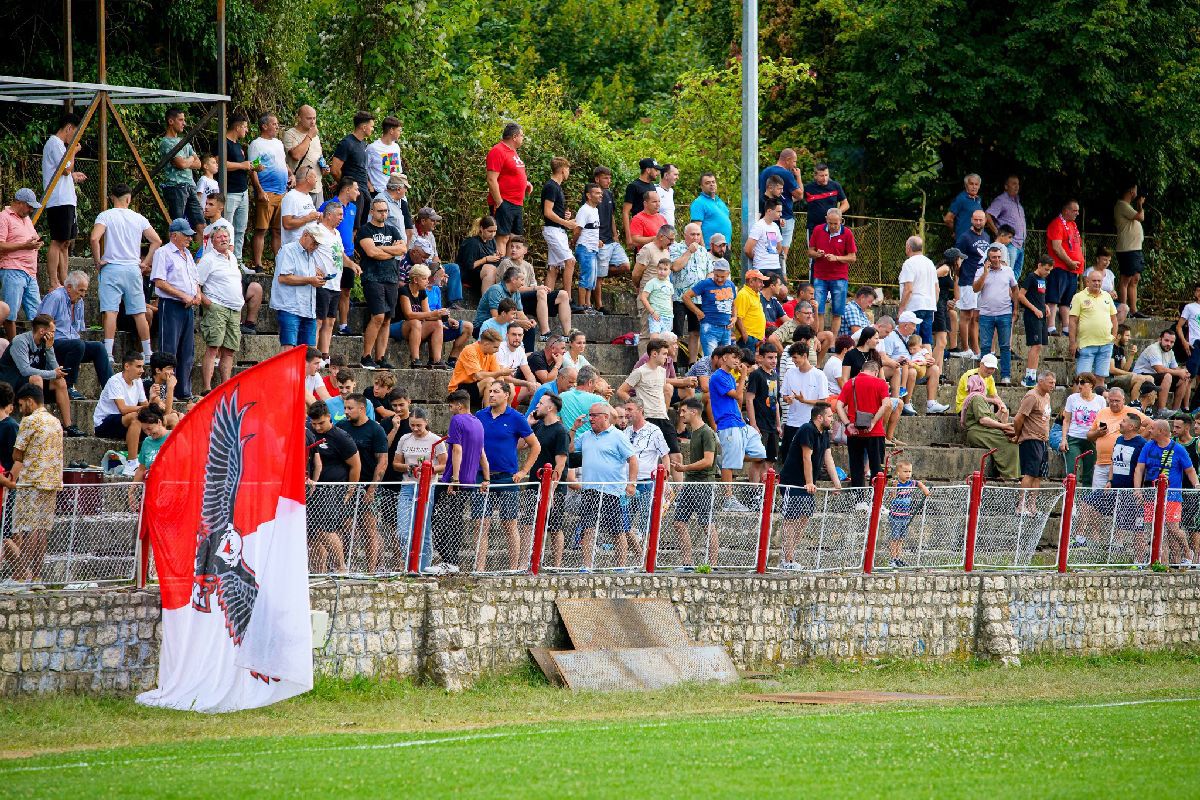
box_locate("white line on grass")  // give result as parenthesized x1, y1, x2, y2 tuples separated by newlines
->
(1074, 697, 1200, 709)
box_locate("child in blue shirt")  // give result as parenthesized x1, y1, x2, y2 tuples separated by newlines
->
(885, 459, 929, 568)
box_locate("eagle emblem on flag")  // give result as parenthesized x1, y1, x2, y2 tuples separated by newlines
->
(191, 390, 260, 644)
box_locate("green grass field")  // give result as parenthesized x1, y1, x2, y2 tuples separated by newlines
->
(2, 652, 1199, 798)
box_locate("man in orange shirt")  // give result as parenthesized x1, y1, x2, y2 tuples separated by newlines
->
(1086, 386, 1149, 489)
(447, 328, 510, 411)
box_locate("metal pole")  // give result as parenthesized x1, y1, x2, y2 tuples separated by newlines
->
(217, 0, 228, 191)
(64, 0, 74, 113)
(739, 0, 758, 255)
(97, 0, 107, 211)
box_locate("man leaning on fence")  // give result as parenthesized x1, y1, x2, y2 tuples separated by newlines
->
(306, 400, 361, 574)
(574, 402, 638, 571)
(6, 384, 63, 585)
(778, 400, 841, 570)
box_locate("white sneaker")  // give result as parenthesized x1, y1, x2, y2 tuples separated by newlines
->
(903, 403, 917, 415)
(1072, 535, 1087, 548)
(722, 497, 751, 513)
(441, 563, 460, 574)
(927, 400, 950, 414)
(950, 350, 973, 359)
(1180, 558, 1193, 568)
(854, 501, 870, 511)
(778, 561, 799, 571)
(971, 351, 981, 360)
(421, 564, 447, 575)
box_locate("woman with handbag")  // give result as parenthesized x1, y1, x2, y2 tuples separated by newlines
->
(835, 358, 893, 488)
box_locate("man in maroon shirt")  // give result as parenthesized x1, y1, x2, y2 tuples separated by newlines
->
(485, 123, 533, 258)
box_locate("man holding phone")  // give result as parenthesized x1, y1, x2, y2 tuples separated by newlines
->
(1087, 387, 1149, 489)
(972, 243, 1018, 386)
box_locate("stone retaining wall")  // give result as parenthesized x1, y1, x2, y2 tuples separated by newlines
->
(2, 572, 1198, 695)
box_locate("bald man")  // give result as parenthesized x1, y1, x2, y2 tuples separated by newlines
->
(759, 148, 804, 263)
(283, 105, 327, 206)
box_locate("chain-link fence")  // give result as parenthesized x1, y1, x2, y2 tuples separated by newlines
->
(424, 481, 542, 575)
(1161, 488, 1200, 569)
(973, 484, 1065, 569)
(654, 481, 764, 571)
(306, 482, 415, 576)
(770, 484, 873, 572)
(873, 484, 971, 570)
(0, 482, 142, 588)
(1062, 486, 1156, 568)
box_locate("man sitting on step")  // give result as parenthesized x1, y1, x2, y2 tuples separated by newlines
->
(0, 314, 83, 437)
(36, 269, 112, 404)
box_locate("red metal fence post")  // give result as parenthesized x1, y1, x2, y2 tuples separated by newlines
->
(862, 471, 887, 574)
(755, 468, 778, 574)
(644, 465, 668, 573)
(407, 461, 434, 574)
(1150, 474, 1168, 566)
(1057, 472, 1077, 573)
(964, 470, 983, 572)
(529, 465, 554, 575)
(136, 487, 149, 588)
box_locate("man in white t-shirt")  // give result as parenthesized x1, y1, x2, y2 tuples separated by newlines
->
(616, 338, 679, 474)
(655, 163, 679, 228)
(197, 227, 247, 393)
(88, 184, 161, 364)
(897, 235, 938, 345)
(366, 116, 403, 195)
(1176, 284, 1200, 380)
(498, 323, 538, 402)
(281, 166, 320, 248)
(780, 340, 828, 464)
(93, 352, 149, 457)
(41, 113, 88, 290)
(744, 198, 784, 275)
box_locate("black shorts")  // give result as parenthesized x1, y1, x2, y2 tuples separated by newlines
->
(470, 474, 522, 519)
(1046, 268, 1078, 307)
(1023, 311, 1048, 346)
(1117, 250, 1145, 277)
(1018, 439, 1048, 479)
(649, 416, 681, 455)
(1145, 371, 1170, 387)
(580, 489, 631, 535)
(494, 200, 524, 236)
(341, 264, 357, 291)
(315, 287, 340, 320)
(94, 413, 127, 440)
(309, 484, 354, 531)
(671, 483, 715, 526)
(363, 281, 398, 317)
(933, 304, 951, 334)
(781, 487, 815, 520)
(760, 426, 780, 461)
(460, 381, 484, 412)
(46, 205, 78, 242)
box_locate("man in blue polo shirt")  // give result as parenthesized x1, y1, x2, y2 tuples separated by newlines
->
(708, 345, 767, 510)
(759, 149, 804, 264)
(574, 402, 638, 571)
(945, 172, 984, 240)
(473, 381, 540, 572)
(689, 172, 732, 252)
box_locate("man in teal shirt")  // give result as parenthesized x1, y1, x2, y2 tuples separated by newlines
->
(159, 108, 205, 236)
(689, 172, 732, 255)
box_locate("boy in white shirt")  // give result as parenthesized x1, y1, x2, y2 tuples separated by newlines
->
(744, 198, 784, 275)
(571, 182, 603, 312)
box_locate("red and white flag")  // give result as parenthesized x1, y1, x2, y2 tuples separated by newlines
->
(137, 346, 312, 713)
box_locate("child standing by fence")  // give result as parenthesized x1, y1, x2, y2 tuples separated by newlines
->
(885, 459, 929, 568)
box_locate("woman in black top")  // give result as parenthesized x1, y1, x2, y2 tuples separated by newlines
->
(396, 265, 449, 369)
(934, 249, 962, 366)
(840, 326, 881, 386)
(455, 215, 501, 293)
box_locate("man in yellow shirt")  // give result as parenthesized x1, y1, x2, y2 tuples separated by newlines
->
(734, 269, 767, 349)
(1069, 269, 1119, 384)
(954, 353, 1006, 413)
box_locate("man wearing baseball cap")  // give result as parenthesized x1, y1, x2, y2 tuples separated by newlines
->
(375, 173, 413, 240)
(895, 310, 949, 414)
(682, 258, 737, 357)
(150, 218, 202, 399)
(0, 188, 44, 340)
(410, 206, 465, 310)
(734, 269, 768, 350)
(622, 158, 661, 248)
(955, 351, 1007, 414)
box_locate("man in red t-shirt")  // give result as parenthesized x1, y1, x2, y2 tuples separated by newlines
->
(485, 123, 533, 258)
(834, 359, 895, 487)
(1045, 199, 1084, 337)
(806, 208, 858, 337)
(629, 190, 668, 248)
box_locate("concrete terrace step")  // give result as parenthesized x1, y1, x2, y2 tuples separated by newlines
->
(829, 444, 1068, 482)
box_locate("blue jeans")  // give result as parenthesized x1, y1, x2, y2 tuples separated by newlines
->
(398, 483, 434, 572)
(1075, 344, 1114, 378)
(160, 184, 204, 229)
(699, 321, 731, 356)
(978, 313, 1012, 379)
(441, 262, 464, 304)
(224, 190, 250, 263)
(158, 297, 195, 397)
(812, 278, 847, 318)
(1010, 246, 1024, 276)
(914, 309, 934, 344)
(0, 269, 40, 323)
(54, 338, 112, 391)
(276, 310, 317, 346)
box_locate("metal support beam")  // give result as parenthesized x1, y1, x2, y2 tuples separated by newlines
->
(97, 0, 107, 211)
(32, 92, 102, 227)
(739, 0, 759, 252)
(129, 101, 220, 201)
(217, 0, 228, 191)
(64, 0, 74, 113)
(105, 95, 171, 225)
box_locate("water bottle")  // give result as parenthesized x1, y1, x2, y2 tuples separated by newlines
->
(318, 156, 329, 171)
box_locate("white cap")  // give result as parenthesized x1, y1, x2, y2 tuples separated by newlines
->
(897, 310, 920, 326)
(980, 353, 999, 369)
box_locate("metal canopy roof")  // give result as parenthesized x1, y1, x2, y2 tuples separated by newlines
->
(0, 76, 229, 106)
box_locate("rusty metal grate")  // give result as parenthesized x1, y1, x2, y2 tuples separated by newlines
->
(550, 646, 738, 691)
(555, 598, 694, 650)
